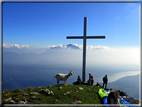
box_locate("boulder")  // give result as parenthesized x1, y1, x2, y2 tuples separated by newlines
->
(50, 91, 54, 95)
(67, 91, 70, 94)
(5, 97, 12, 102)
(9, 100, 15, 104)
(72, 101, 81, 104)
(59, 87, 62, 90)
(30, 92, 39, 95)
(40, 89, 49, 93)
(23, 93, 29, 96)
(30, 96, 36, 99)
(47, 91, 54, 95)
(18, 101, 26, 104)
(15, 98, 19, 101)
(78, 87, 84, 90)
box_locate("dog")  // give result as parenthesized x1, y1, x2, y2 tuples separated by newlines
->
(107, 90, 120, 106)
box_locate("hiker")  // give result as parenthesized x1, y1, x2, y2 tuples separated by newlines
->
(96, 82, 103, 88)
(73, 75, 81, 85)
(88, 73, 94, 85)
(102, 75, 108, 89)
(77, 75, 81, 84)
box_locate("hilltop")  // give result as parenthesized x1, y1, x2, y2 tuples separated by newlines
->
(2, 84, 140, 106)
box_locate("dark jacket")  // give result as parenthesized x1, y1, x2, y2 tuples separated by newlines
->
(103, 76, 108, 83)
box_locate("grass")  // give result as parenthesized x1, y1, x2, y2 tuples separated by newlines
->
(2, 84, 140, 105)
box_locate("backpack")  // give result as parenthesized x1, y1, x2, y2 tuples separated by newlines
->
(103, 77, 107, 82)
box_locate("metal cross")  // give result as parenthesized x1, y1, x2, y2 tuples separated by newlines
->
(66, 17, 105, 82)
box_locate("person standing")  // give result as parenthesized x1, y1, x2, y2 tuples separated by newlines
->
(102, 75, 108, 89)
(89, 73, 94, 85)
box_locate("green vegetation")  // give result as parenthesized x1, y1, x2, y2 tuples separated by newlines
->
(2, 84, 140, 105)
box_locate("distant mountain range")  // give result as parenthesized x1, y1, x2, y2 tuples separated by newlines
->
(3, 44, 81, 54)
(50, 44, 80, 49)
(100, 74, 141, 101)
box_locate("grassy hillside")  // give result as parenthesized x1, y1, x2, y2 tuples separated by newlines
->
(2, 84, 140, 105)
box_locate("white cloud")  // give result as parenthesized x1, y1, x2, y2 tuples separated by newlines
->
(3, 43, 111, 51)
(44, 44, 110, 50)
(86, 47, 140, 66)
(87, 45, 110, 50)
(2, 43, 140, 66)
(3, 43, 29, 49)
(73, 44, 83, 49)
(45, 44, 67, 49)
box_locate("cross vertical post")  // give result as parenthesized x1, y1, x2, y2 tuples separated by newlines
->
(82, 17, 87, 82)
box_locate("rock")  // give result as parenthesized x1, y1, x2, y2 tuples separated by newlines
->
(47, 91, 54, 95)
(23, 99, 28, 103)
(30, 96, 36, 99)
(67, 91, 70, 94)
(78, 87, 84, 90)
(30, 92, 39, 95)
(40, 89, 49, 93)
(45, 89, 50, 92)
(23, 93, 29, 96)
(5, 97, 12, 102)
(64, 93, 67, 95)
(59, 87, 62, 90)
(76, 91, 78, 92)
(9, 100, 15, 104)
(50, 91, 54, 95)
(18, 101, 26, 104)
(72, 101, 81, 104)
(15, 98, 19, 101)
(39, 89, 45, 93)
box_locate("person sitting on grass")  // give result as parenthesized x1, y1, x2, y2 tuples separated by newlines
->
(73, 75, 81, 85)
(88, 73, 94, 85)
(96, 82, 103, 88)
(77, 75, 81, 84)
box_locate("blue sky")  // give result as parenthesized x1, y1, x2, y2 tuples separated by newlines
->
(3, 2, 140, 48)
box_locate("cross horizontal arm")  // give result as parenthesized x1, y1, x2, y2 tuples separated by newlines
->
(66, 36, 84, 39)
(66, 36, 105, 39)
(86, 36, 105, 39)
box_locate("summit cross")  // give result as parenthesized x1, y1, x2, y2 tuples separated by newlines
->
(66, 17, 105, 82)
